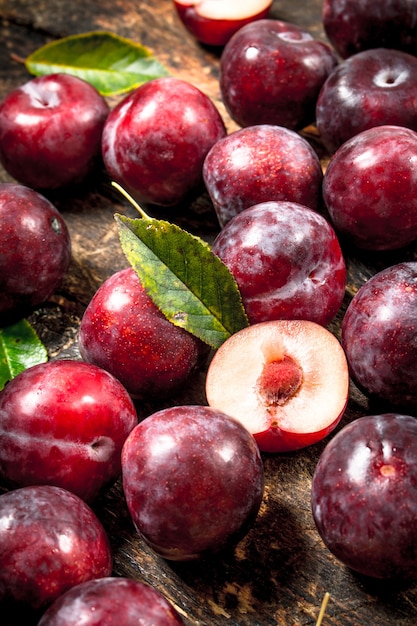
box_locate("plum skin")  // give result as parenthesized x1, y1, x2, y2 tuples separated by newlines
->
(37, 577, 184, 626)
(0, 182, 71, 321)
(101, 76, 226, 207)
(311, 413, 417, 580)
(0, 73, 109, 190)
(78, 267, 208, 399)
(121, 405, 264, 560)
(0, 485, 112, 612)
(323, 125, 417, 250)
(211, 201, 346, 326)
(316, 47, 417, 154)
(341, 262, 417, 409)
(203, 124, 324, 227)
(322, 0, 417, 59)
(0, 359, 138, 501)
(220, 19, 337, 130)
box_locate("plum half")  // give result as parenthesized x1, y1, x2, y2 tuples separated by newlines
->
(205, 320, 349, 452)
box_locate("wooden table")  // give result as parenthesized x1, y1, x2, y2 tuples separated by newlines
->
(1, 1, 417, 624)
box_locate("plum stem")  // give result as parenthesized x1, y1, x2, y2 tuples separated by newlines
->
(111, 181, 152, 220)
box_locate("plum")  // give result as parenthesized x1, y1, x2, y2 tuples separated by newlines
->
(37, 577, 184, 625)
(316, 47, 417, 154)
(203, 124, 323, 227)
(323, 125, 417, 250)
(206, 320, 349, 452)
(219, 19, 337, 130)
(341, 261, 417, 409)
(211, 201, 346, 326)
(0, 485, 112, 615)
(0, 183, 71, 321)
(0, 73, 109, 190)
(323, 0, 417, 59)
(101, 76, 226, 207)
(121, 405, 264, 560)
(0, 359, 138, 501)
(312, 413, 417, 580)
(173, 0, 272, 47)
(78, 267, 208, 399)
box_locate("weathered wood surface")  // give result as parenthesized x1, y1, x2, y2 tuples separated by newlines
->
(1, 1, 417, 624)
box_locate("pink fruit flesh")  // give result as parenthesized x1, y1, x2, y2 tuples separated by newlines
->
(205, 320, 349, 452)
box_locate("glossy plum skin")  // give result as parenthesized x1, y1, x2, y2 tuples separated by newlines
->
(0, 73, 109, 190)
(220, 19, 337, 130)
(316, 48, 417, 154)
(211, 201, 346, 326)
(37, 577, 184, 626)
(341, 262, 417, 409)
(311, 413, 417, 580)
(323, 0, 417, 59)
(203, 124, 323, 227)
(79, 267, 208, 399)
(0, 183, 71, 322)
(121, 405, 264, 561)
(0, 360, 138, 501)
(0, 485, 112, 614)
(323, 125, 417, 250)
(102, 76, 226, 207)
(173, 0, 272, 47)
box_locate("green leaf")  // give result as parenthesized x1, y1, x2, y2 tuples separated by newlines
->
(25, 31, 169, 96)
(115, 214, 249, 350)
(0, 319, 48, 391)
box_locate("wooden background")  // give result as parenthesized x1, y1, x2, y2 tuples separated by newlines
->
(1, 1, 417, 624)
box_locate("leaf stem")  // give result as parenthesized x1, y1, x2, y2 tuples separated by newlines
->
(111, 181, 151, 220)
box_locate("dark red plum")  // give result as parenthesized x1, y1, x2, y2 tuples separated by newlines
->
(0, 360, 138, 501)
(121, 405, 264, 560)
(203, 124, 323, 227)
(102, 76, 226, 207)
(311, 413, 417, 580)
(323, 125, 417, 250)
(37, 577, 184, 626)
(211, 201, 346, 326)
(0, 485, 112, 613)
(323, 0, 417, 59)
(316, 48, 417, 154)
(0, 183, 71, 321)
(79, 267, 208, 399)
(0, 73, 109, 190)
(341, 262, 417, 409)
(220, 19, 337, 130)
